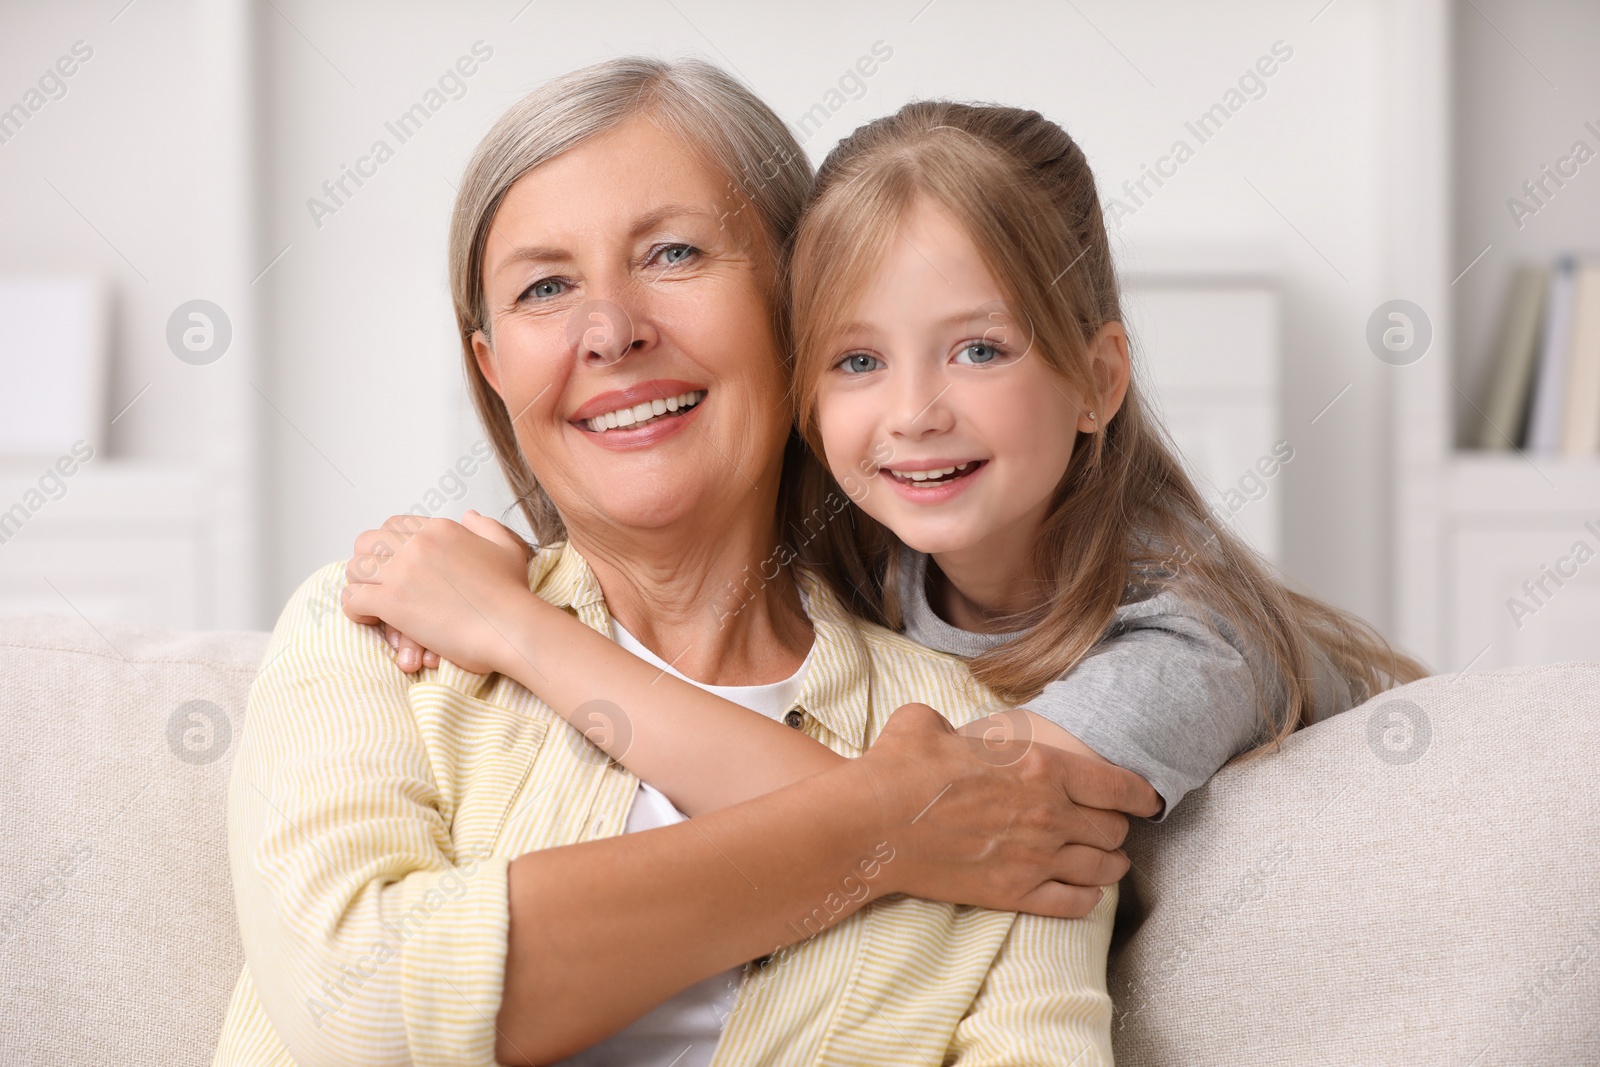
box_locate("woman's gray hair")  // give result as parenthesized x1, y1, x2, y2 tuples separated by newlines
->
(449, 56, 813, 543)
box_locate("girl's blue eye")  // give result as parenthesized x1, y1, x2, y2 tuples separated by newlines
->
(954, 341, 1005, 366)
(838, 353, 884, 374)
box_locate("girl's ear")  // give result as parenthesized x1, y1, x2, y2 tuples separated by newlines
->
(1080, 321, 1131, 432)
(471, 330, 502, 395)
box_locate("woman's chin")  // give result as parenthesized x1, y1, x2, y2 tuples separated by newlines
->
(566, 490, 721, 538)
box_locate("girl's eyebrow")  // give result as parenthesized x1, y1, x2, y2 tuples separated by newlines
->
(937, 305, 1008, 330)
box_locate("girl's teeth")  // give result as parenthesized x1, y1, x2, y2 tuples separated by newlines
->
(895, 462, 972, 483)
(585, 391, 705, 433)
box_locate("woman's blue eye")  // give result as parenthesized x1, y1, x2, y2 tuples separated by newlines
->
(838, 353, 884, 374)
(954, 341, 1004, 365)
(654, 243, 698, 266)
(522, 278, 566, 301)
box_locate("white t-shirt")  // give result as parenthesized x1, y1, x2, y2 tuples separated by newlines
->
(552, 619, 812, 1067)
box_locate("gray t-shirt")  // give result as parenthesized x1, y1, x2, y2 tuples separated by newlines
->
(897, 551, 1352, 821)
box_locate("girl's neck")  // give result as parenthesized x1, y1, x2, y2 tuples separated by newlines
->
(924, 514, 1049, 634)
(926, 551, 1044, 634)
(567, 501, 813, 687)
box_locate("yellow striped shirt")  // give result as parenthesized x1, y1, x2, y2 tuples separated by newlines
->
(212, 541, 1118, 1066)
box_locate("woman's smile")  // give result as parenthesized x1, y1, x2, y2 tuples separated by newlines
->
(571, 379, 709, 450)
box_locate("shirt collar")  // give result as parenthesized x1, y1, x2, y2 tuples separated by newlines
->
(530, 541, 875, 750)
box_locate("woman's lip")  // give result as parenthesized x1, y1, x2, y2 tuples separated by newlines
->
(576, 395, 705, 451)
(569, 380, 708, 422)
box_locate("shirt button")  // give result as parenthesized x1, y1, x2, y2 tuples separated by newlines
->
(783, 708, 805, 729)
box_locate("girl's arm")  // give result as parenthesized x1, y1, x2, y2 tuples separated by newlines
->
(479, 576, 1122, 819)
(492, 585, 842, 814)
(344, 511, 1147, 820)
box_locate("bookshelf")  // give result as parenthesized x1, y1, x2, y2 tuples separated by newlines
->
(1392, 0, 1600, 671)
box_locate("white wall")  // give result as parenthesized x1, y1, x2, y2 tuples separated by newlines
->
(1, 0, 258, 626)
(5, 0, 1411, 634)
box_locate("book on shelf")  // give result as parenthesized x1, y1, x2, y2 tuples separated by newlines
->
(1560, 264, 1600, 455)
(1477, 265, 1546, 449)
(1526, 259, 1575, 454)
(1477, 256, 1600, 456)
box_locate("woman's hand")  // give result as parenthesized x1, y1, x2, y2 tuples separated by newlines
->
(342, 510, 533, 676)
(854, 702, 1161, 919)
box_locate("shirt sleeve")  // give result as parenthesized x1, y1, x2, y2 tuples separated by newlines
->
(226, 563, 512, 1067)
(1022, 591, 1266, 822)
(944, 883, 1118, 1065)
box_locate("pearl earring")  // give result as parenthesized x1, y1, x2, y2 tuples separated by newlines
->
(1087, 411, 1097, 421)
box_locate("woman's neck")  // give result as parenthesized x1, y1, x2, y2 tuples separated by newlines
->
(567, 503, 813, 687)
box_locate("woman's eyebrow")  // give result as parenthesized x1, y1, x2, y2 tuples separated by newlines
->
(492, 245, 570, 275)
(629, 203, 715, 237)
(489, 205, 713, 276)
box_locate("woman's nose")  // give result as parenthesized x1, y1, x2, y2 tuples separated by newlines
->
(568, 298, 640, 365)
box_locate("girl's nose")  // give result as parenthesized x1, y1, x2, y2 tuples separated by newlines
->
(887, 372, 956, 439)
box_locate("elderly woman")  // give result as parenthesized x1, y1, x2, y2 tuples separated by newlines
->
(213, 58, 1156, 1067)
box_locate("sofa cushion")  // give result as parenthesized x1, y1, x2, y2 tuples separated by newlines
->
(1109, 661, 1600, 1064)
(0, 615, 266, 1067)
(4, 612, 1598, 1065)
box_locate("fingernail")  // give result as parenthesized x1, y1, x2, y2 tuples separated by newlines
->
(388, 631, 400, 649)
(400, 648, 415, 669)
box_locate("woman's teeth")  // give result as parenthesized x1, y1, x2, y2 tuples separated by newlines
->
(583, 390, 705, 432)
(886, 462, 976, 484)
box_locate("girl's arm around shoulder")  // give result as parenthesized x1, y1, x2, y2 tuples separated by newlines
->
(489, 584, 846, 815)
(340, 511, 845, 817)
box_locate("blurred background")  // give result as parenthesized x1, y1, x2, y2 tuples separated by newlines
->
(0, 0, 1595, 673)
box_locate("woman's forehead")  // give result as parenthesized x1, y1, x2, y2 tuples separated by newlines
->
(492, 117, 739, 239)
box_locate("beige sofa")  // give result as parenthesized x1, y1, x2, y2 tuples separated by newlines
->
(2, 613, 1597, 1065)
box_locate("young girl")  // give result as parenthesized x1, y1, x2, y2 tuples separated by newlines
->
(346, 97, 1424, 1028)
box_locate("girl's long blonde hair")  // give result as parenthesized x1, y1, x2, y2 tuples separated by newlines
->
(786, 101, 1428, 759)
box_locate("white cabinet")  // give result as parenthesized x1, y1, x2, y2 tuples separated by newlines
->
(1123, 281, 1283, 563)
(0, 463, 212, 628)
(1451, 520, 1600, 670)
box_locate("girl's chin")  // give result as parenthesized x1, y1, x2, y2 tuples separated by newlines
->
(875, 521, 991, 559)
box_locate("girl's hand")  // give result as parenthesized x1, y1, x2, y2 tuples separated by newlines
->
(342, 510, 533, 676)
(380, 623, 439, 674)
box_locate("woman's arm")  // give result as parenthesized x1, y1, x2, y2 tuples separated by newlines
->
(495, 702, 1146, 1064)
(942, 886, 1120, 1066)
(243, 566, 1150, 1064)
